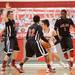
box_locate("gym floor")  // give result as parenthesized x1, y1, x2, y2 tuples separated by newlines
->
(0, 64, 75, 75)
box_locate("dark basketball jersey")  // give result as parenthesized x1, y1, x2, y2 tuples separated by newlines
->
(26, 23, 48, 42)
(26, 23, 48, 57)
(3, 19, 19, 53)
(54, 18, 74, 37)
(4, 19, 16, 38)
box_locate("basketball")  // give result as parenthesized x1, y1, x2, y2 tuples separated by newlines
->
(42, 41, 51, 49)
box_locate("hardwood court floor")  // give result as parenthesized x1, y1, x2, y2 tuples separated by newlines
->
(0, 65, 75, 75)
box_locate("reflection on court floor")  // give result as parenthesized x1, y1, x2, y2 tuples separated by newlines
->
(0, 65, 75, 75)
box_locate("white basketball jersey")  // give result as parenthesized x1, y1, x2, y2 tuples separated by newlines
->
(43, 28, 56, 46)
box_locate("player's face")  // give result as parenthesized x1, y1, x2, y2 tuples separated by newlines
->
(8, 13, 13, 20)
(42, 23, 48, 30)
(61, 12, 67, 19)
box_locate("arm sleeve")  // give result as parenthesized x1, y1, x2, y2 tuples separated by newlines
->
(38, 25, 48, 43)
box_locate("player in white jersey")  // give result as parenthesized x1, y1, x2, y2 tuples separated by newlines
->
(41, 19, 65, 70)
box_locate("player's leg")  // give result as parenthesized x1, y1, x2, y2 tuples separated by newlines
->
(2, 53, 11, 71)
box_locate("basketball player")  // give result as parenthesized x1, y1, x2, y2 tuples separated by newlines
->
(1, 8, 20, 72)
(19, 15, 56, 73)
(54, 9, 75, 69)
(41, 19, 65, 70)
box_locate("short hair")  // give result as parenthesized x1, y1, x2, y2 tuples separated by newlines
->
(33, 15, 40, 23)
(7, 11, 13, 17)
(42, 19, 50, 27)
(61, 9, 67, 14)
